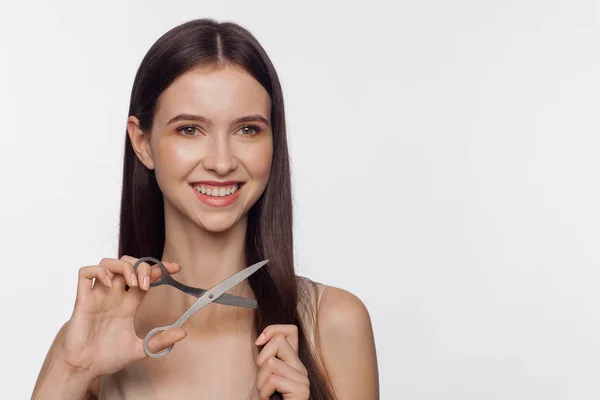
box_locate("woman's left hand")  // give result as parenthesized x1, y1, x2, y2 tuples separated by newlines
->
(254, 324, 310, 400)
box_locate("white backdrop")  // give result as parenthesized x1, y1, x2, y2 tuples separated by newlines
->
(1, 0, 599, 399)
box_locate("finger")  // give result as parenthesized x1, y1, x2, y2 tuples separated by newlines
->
(98, 258, 136, 289)
(120, 256, 181, 291)
(142, 328, 187, 356)
(259, 374, 310, 399)
(120, 256, 183, 281)
(256, 357, 309, 390)
(258, 374, 276, 400)
(77, 266, 112, 296)
(123, 264, 180, 305)
(256, 334, 307, 375)
(255, 324, 299, 352)
(99, 258, 138, 288)
(134, 259, 152, 291)
(150, 261, 181, 282)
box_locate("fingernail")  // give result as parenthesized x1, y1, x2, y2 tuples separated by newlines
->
(255, 333, 265, 345)
(131, 273, 138, 287)
(106, 274, 113, 288)
(143, 276, 150, 290)
(170, 262, 181, 268)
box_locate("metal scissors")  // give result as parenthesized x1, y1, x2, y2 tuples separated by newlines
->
(132, 256, 269, 358)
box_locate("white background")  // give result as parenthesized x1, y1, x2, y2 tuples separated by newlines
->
(1, 0, 599, 398)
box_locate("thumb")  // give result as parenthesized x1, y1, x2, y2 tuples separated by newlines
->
(139, 327, 187, 358)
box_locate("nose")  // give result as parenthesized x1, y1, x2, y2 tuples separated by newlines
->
(201, 136, 238, 175)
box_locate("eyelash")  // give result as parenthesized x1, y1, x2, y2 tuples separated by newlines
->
(176, 125, 262, 137)
(236, 125, 262, 136)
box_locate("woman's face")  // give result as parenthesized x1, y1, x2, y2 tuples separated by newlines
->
(129, 65, 273, 233)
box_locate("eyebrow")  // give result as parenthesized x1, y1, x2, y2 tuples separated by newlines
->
(166, 113, 270, 126)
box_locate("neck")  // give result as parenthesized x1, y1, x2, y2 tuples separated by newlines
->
(161, 205, 250, 293)
(137, 203, 258, 336)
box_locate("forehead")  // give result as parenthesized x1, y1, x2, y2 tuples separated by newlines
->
(154, 65, 271, 126)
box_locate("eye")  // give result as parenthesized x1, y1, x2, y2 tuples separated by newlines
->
(235, 125, 261, 136)
(176, 125, 201, 136)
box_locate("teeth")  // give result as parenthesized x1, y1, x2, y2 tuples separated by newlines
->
(193, 184, 239, 197)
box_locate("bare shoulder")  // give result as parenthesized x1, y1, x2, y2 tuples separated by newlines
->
(316, 284, 379, 400)
(318, 285, 372, 334)
(295, 277, 372, 334)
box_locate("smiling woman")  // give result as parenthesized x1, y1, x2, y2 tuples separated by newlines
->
(31, 18, 378, 400)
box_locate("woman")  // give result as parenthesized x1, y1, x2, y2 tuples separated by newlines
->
(32, 18, 378, 400)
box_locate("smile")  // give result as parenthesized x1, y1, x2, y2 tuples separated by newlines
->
(192, 183, 240, 197)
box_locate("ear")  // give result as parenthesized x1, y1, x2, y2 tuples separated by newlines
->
(127, 116, 155, 170)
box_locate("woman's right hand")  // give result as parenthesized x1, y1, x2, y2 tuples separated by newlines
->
(56, 256, 187, 380)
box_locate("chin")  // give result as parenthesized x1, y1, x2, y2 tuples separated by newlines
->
(195, 213, 246, 234)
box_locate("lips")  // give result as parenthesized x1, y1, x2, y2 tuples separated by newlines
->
(189, 181, 244, 207)
(191, 182, 240, 197)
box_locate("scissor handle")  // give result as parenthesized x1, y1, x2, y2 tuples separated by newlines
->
(143, 325, 174, 358)
(133, 257, 175, 287)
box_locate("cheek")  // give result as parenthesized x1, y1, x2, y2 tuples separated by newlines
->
(152, 139, 198, 183)
(245, 141, 273, 183)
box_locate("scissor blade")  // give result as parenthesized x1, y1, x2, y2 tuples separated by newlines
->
(209, 259, 269, 300)
(171, 259, 269, 328)
(187, 289, 258, 308)
(164, 279, 258, 308)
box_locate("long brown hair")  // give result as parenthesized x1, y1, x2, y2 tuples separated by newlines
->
(117, 19, 335, 399)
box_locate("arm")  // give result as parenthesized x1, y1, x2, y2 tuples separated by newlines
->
(318, 287, 379, 399)
(31, 258, 186, 400)
(31, 322, 99, 400)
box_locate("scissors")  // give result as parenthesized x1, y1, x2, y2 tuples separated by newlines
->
(132, 256, 269, 358)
